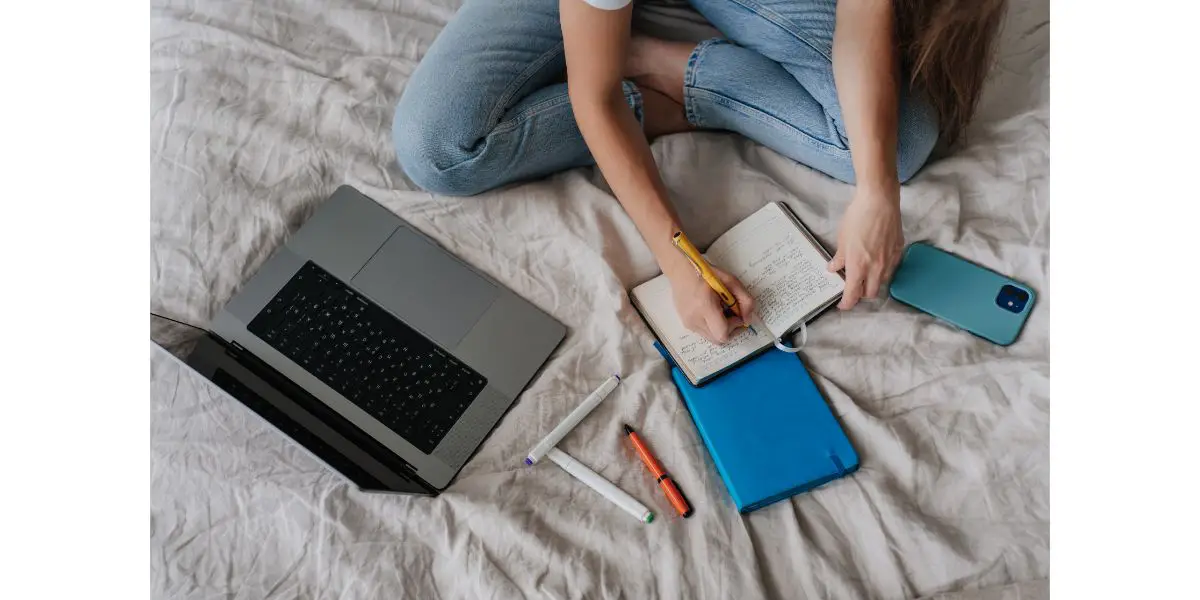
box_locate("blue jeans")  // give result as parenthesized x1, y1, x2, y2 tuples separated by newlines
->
(393, 0, 938, 196)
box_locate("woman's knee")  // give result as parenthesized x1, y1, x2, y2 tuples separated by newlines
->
(392, 92, 490, 196)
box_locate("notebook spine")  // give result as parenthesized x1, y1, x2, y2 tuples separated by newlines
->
(652, 341, 678, 369)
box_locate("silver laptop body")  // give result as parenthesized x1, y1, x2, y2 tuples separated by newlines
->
(177, 185, 565, 492)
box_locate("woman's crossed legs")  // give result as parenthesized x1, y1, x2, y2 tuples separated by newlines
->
(392, 0, 938, 195)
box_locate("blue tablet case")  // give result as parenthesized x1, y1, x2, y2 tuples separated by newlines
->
(655, 342, 859, 513)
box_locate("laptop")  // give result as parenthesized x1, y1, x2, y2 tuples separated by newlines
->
(152, 185, 566, 494)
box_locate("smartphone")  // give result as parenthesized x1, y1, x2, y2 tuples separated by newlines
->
(888, 242, 1036, 346)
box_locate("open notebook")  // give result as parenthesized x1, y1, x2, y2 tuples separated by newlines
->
(631, 202, 844, 386)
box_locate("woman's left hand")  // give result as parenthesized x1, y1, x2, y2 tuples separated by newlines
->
(828, 184, 905, 310)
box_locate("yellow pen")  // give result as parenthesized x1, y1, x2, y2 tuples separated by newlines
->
(671, 231, 757, 335)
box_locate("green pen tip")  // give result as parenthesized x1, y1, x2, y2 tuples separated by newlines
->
(644, 513, 655, 524)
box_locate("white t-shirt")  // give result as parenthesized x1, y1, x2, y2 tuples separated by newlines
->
(580, 0, 633, 9)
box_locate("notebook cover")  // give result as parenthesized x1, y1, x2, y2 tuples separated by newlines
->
(655, 342, 859, 513)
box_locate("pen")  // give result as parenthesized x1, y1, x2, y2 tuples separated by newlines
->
(546, 448, 655, 524)
(525, 374, 621, 466)
(623, 425, 693, 518)
(671, 231, 757, 336)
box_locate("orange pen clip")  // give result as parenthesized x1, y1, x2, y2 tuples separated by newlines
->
(624, 424, 693, 519)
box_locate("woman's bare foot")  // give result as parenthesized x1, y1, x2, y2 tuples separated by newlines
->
(625, 36, 694, 105)
(640, 86, 691, 140)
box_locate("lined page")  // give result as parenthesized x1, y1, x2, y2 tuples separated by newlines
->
(706, 203, 844, 337)
(632, 275, 772, 382)
(630, 203, 842, 383)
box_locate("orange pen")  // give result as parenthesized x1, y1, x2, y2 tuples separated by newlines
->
(623, 424, 693, 518)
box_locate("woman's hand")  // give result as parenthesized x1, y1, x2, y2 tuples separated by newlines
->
(829, 0, 906, 310)
(667, 265, 756, 344)
(828, 184, 904, 309)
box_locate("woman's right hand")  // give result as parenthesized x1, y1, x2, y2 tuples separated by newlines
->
(667, 265, 756, 344)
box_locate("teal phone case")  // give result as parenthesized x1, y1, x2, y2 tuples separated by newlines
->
(889, 242, 1036, 346)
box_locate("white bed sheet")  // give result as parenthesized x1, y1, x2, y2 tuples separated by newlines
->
(151, 0, 1050, 597)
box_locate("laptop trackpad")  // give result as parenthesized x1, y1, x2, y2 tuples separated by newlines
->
(351, 227, 498, 348)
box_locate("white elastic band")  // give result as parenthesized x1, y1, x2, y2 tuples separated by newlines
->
(773, 321, 807, 353)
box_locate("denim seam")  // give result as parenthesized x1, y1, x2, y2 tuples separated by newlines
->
(492, 81, 643, 135)
(720, 0, 848, 145)
(683, 38, 727, 128)
(722, 0, 832, 62)
(492, 96, 572, 134)
(687, 87, 851, 158)
(482, 42, 566, 138)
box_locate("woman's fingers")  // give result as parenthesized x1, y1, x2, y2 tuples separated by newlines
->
(828, 249, 846, 273)
(864, 267, 882, 299)
(717, 271, 756, 319)
(841, 250, 900, 307)
(703, 306, 731, 344)
(833, 248, 864, 309)
(840, 261, 865, 309)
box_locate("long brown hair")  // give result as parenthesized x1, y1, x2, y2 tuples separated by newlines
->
(895, 0, 1008, 145)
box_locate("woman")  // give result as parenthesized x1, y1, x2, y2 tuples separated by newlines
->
(393, 0, 1006, 344)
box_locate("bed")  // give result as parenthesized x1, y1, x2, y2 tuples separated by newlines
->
(150, 0, 1049, 598)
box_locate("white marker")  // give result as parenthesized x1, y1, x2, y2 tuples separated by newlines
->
(546, 448, 654, 524)
(525, 374, 621, 465)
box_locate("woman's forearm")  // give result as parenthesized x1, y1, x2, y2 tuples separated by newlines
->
(571, 92, 689, 272)
(832, 0, 900, 193)
(560, 0, 691, 275)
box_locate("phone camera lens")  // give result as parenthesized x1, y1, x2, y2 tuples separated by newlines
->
(996, 285, 1028, 314)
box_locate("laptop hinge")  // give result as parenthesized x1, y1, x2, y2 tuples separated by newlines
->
(215, 338, 430, 490)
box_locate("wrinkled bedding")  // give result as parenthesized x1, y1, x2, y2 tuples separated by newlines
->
(150, 0, 1050, 598)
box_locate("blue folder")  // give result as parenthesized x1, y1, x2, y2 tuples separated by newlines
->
(655, 342, 859, 513)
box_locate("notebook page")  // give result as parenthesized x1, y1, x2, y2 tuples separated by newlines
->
(632, 274, 772, 381)
(706, 203, 844, 337)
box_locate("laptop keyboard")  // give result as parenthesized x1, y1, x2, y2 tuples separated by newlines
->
(247, 261, 487, 454)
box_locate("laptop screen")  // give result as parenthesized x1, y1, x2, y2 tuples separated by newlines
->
(150, 313, 205, 362)
(167, 329, 433, 495)
(208, 368, 396, 489)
